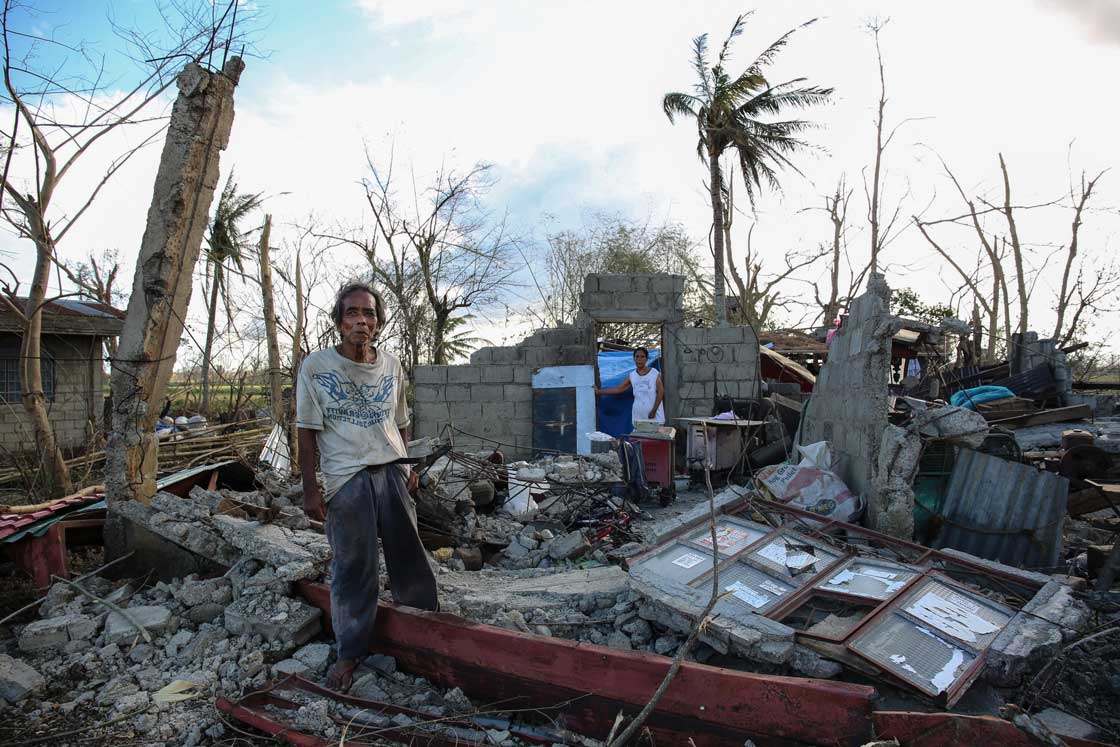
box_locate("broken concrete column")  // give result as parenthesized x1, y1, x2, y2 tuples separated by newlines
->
(105, 57, 245, 510)
(798, 273, 903, 535)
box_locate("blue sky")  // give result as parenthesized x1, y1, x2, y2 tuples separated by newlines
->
(4, 0, 1120, 349)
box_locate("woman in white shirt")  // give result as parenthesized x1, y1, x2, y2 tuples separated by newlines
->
(595, 347, 665, 424)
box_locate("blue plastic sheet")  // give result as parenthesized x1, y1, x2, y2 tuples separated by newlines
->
(950, 385, 1015, 410)
(596, 350, 661, 437)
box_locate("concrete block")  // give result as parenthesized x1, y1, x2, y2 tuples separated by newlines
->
(583, 275, 599, 293)
(272, 658, 309, 676)
(469, 348, 494, 364)
(224, 594, 321, 645)
(443, 384, 471, 402)
(549, 530, 590, 560)
(413, 385, 442, 403)
(504, 384, 532, 401)
(702, 326, 752, 344)
(618, 291, 651, 309)
(514, 401, 533, 419)
(447, 367, 482, 384)
(680, 362, 716, 382)
(293, 642, 333, 672)
(448, 402, 483, 421)
(472, 384, 505, 401)
(558, 345, 590, 365)
(19, 616, 73, 652)
(413, 366, 448, 384)
(480, 402, 516, 421)
(481, 365, 514, 383)
(513, 367, 532, 384)
(492, 346, 526, 364)
(598, 275, 631, 293)
(104, 606, 173, 644)
(0, 654, 44, 703)
(650, 275, 678, 293)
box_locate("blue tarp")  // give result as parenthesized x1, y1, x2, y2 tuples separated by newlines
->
(950, 385, 1016, 410)
(596, 350, 661, 437)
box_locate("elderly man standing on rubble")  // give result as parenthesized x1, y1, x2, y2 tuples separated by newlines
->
(296, 281, 438, 692)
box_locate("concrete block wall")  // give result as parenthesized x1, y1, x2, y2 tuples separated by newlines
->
(412, 272, 765, 456)
(412, 325, 589, 453)
(0, 334, 102, 452)
(580, 273, 685, 321)
(798, 274, 895, 515)
(674, 326, 761, 418)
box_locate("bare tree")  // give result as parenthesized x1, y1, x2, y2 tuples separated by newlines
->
(720, 166, 828, 330)
(324, 155, 518, 367)
(0, 0, 252, 496)
(533, 212, 703, 333)
(59, 249, 122, 357)
(863, 18, 924, 275)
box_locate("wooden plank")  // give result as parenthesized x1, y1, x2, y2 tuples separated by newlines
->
(990, 404, 1093, 428)
(296, 581, 876, 747)
(1069, 482, 1120, 517)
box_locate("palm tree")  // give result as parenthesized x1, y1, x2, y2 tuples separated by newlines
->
(663, 13, 832, 326)
(200, 172, 264, 415)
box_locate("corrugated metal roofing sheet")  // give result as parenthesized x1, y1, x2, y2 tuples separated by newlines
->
(0, 493, 103, 543)
(932, 448, 1068, 570)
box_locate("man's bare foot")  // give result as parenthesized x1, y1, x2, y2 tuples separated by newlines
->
(325, 658, 360, 692)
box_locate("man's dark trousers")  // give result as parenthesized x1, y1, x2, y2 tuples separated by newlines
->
(326, 464, 438, 660)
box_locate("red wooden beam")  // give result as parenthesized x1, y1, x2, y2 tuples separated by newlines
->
(297, 581, 876, 747)
(873, 711, 1115, 747)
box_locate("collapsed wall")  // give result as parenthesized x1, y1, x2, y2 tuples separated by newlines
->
(798, 273, 898, 530)
(412, 273, 761, 456)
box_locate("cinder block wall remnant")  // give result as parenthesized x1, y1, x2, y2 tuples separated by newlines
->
(412, 272, 762, 457)
(675, 326, 760, 418)
(798, 273, 907, 537)
(412, 325, 589, 453)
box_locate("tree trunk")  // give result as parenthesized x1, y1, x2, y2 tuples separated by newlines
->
(432, 307, 450, 365)
(22, 218, 73, 497)
(709, 152, 727, 327)
(257, 215, 283, 426)
(105, 58, 245, 509)
(288, 252, 304, 476)
(200, 260, 222, 415)
(999, 154, 1029, 338)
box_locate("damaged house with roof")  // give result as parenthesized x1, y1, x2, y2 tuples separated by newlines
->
(0, 298, 123, 451)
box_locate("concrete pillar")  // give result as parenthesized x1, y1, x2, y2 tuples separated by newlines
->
(105, 58, 245, 508)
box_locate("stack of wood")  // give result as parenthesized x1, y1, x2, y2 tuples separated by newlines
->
(0, 419, 270, 488)
(975, 397, 1036, 421)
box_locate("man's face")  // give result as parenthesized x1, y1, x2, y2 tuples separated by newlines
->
(633, 350, 648, 367)
(338, 291, 380, 347)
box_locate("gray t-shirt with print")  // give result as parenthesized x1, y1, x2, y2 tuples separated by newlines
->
(295, 347, 409, 499)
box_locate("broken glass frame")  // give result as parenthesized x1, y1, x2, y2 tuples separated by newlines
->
(695, 560, 795, 616)
(817, 558, 919, 600)
(894, 577, 1012, 650)
(634, 542, 715, 585)
(683, 517, 769, 558)
(849, 612, 978, 698)
(745, 531, 843, 585)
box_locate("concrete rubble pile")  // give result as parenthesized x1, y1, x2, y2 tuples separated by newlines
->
(421, 449, 630, 571)
(3, 564, 325, 746)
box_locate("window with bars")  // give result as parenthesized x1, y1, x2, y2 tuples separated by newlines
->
(0, 345, 55, 403)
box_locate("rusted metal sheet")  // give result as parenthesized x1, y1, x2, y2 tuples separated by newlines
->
(932, 448, 1069, 569)
(296, 581, 877, 747)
